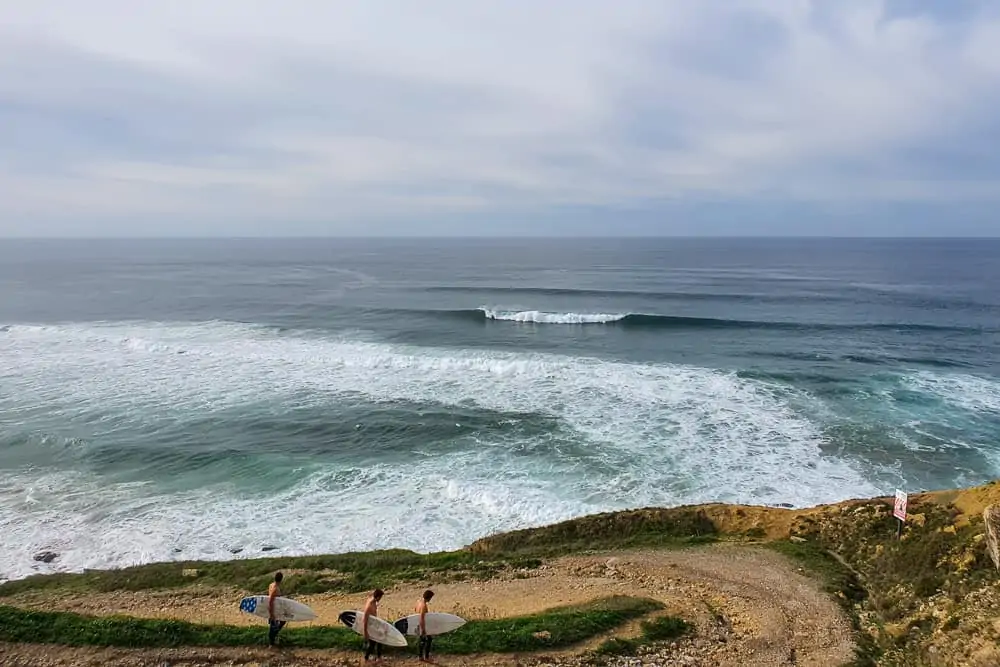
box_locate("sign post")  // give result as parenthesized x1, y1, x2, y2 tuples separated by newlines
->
(893, 489, 908, 539)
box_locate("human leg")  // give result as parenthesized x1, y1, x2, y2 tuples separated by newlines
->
(365, 638, 382, 661)
(421, 635, 434, 661)
(268, 619, 286, 645)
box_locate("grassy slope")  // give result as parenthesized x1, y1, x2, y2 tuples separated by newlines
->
(3, 480, 998, 665)
(0, 509, 721, 599)
(782, 490, 1000, 666)
(0, 596, 665, 654)
(0, 549, 543, 598)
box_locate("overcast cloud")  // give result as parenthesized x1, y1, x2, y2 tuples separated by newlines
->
(2, 0, 1000, 236)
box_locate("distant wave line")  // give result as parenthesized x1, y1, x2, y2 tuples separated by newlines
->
(419, 285, 843, 304)
(416, 308, 991, 333)
(416, 284, 1000, 310)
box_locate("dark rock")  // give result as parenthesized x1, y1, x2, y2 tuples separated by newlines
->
(261, 545, 278, 552)
(229, 547, 244, 554)
(172, 548, 183, 554)
(33, 551, 59, 564)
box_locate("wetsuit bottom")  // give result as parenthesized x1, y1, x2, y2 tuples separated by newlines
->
(419, 634, 433, 659)
(268, 620, 286, 645)
(365, 638, 383, 661)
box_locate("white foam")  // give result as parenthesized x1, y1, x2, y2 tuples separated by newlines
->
(0, 321, 882, 580)
(480, 308, 626, 324)
(904, 371, 1000, 416)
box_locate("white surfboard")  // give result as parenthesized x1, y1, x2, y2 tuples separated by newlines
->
(339, 610, 408, 647)
(393, 612, 467, 636)
(239, 595, 317, 622)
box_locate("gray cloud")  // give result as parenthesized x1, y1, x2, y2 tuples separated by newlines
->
(1, 0, 1000, 236)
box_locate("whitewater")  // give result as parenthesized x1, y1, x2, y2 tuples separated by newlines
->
(1, 237, 998, 582)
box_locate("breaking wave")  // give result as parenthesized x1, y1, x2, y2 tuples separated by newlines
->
(435, 309, 986, 332)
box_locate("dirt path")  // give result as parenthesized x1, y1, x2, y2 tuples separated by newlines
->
(2, 544, 855, 666)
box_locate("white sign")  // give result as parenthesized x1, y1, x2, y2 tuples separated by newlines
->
(893, 489, 908, 522)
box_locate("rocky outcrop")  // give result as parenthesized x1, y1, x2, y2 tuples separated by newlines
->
(984, 504, 1000, 571)
(32, 551, 59, 564)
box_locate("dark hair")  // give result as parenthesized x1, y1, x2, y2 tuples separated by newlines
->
(373, 588, 384, 599)
(423, 589, 434, 601)
(274, 572, 283, 582)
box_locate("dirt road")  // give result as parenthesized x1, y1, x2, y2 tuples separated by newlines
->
(1, 544, 855, 666)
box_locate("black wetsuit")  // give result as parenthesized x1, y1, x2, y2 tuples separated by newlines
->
(419, 633, 433, 660)
(267, 584, 286, 645)
(268, 619, 286, 645)
(365, 637, 382, 661)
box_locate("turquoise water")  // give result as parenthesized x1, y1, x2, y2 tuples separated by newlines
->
(1, 237, 998, 580)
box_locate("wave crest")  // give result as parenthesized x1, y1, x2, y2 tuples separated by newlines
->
(480, 309, 626, 324)
(443, 309, 981, 332)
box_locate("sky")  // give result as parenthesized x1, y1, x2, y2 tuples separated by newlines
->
(2, 0, 1000, 237)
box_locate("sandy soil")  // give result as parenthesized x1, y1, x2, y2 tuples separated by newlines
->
(1, 544, 855, 667)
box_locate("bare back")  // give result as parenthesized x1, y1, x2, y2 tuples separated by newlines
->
(364, 596, 379, 617)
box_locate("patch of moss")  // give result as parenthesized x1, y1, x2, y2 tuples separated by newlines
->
(639, 615, 691, 641)
(591, 614, 690, 659)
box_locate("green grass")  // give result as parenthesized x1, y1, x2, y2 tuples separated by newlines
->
(0, 507, 718, 599)
(0, 549, 542, 598)
(591, 614, 691, 657)
(435, 596, 664, 654)
(469, 507, 719, 557)
(0, 596, 663, 654)
(639, 616, 691, 641)
(0, 505, 720, 600)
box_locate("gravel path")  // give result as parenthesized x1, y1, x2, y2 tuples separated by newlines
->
(1, 544, 855, 666)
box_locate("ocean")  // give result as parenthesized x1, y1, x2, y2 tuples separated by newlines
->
(1, 237, 999, 581)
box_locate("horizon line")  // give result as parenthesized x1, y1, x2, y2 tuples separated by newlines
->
(3, 234, 1000, 241)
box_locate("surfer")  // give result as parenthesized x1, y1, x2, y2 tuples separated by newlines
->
(362, 588, 385, 662)
(416, 589, 435, 663)
(267, 572, 285, 646)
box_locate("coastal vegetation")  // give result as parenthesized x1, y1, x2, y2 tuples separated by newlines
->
(0, 596, 666, 655)
(2, 480, 998, 665)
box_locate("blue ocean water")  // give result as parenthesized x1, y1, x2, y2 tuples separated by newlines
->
(1, 237, 998, 580)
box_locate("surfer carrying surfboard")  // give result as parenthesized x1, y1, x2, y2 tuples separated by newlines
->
(416, 589, 435, 663)
(267, 572, 286, 646)
(362, 588, 385, 662)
